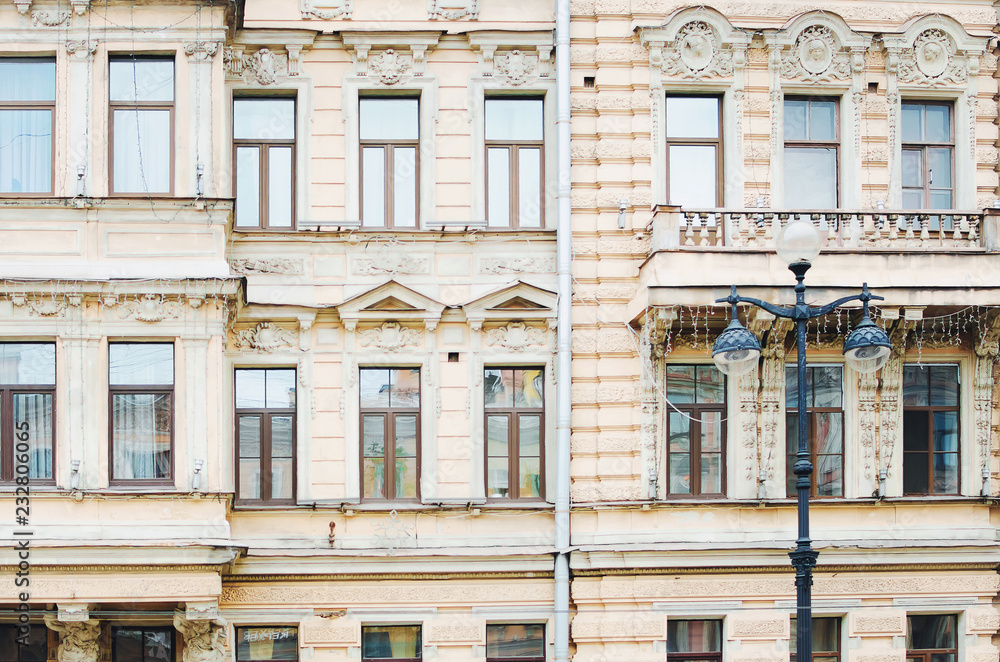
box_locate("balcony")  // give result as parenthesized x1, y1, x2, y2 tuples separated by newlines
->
(649, 207, 999, 252)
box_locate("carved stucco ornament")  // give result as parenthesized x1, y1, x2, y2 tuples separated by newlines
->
(359, 322, 422, 351)
(657, 21, 733, 80)
(781, 25, 850, 82)
(354, 251, 429, 276)
(118, 294, 182, 323)
(429, 0, 477, 20)
(898, 29, 967, 86)
(44, 617, 101, 662)
(301, 0, 351, 19)
(174, 614, 228, 662)
(368, 49, 413, 85)
(235, 322, 297, 353)
(494, 49, 538, 86)
(224, 48, 292, 85)
(31, 9, 70, 26)
(485, 322, 546, 351)
(229, 258, 304, 275)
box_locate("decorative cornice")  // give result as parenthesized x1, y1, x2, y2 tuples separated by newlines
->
(572, 562, 1000, 576)
(223, 570, 555, 582)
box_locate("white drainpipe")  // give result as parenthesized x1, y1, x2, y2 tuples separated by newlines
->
(554, 0, 572, 658)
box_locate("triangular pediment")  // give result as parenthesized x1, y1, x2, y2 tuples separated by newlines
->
(337, 280, 446, 329)
(490, 296, 548, 310)
(365, 296, 418, 311)
(464, 281, 557, 325)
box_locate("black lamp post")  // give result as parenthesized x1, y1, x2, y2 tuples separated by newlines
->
(710, 218, 892, 662)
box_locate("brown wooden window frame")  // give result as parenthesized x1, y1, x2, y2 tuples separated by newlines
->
(232, 96, 296, 230)
(902, 364, 960, 496)
(906, 614, 957, 662)
(664, 364, 727, 498)
(667, 619, 723, 662)
(108, 55, 176, 196)
(0, 342, 55, 485)
(235, 368, 297, 506)
(360, 368, 421, 502)
(362, 625, 421, 662)
(486, 623, 545, 662)
(790, 617, 842, 662)
(236, 626, 298, 662)
(901, 100, 955, 210)
(485, 97, 545, 228)
(484, 367, 545, 501)
(108, 343, 174, 487)
(359, 97, 420, 229)
(0, 57, 56, 197)
(111, 626, 175, 662)
(783, 95, 841, 207)
(664, 94, 724, 208)
(786, 364, 845, 499)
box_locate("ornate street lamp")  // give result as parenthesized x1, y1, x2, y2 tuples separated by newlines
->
(711, 217, 891, 662)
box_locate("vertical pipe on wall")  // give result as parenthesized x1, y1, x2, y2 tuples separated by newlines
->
(554, 0, 572, 658)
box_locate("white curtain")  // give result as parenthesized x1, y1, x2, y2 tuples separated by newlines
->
(0, 110, 51, 193)
(113, 109, 171, 193)
(112, 394, 170, 479)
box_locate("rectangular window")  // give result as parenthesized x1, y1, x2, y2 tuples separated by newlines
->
(0, 343, 55, 484)
(234, 98, 295, 229)
(664, 365, 726, 496)
(0, 58, 54, 195)
(237, 627, 298, 661)
(0, 624, 47, 662)
(486, 624, 544, 662)
(906, 615, 956, 662)
(235, 368, 296, 504)
(786, 365, 844, 497)
(484, 368, 544, 499)
(668, 620, 722, 662)
(784, 97, 839, 208)
(665, 95, 722, 208)
(109, 343, 173, 484)
(791, 617, 841, 662)
(110, 56, 174, 194)
(903, 365, 959, 495)
(112, 627, 174, 662)
(486, 98, 544, 228)
(360, 368, 420, 500)
(360, 98, 419, 228)
(362, 625, 421, 661)
(902, 101, 954, 210)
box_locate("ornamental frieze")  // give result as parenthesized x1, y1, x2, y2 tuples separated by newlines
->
(780, 25, 852, 82)
(652, 21, 733, 80)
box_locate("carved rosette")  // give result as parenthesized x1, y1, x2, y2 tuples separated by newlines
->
(898, 29, 967, 86)
(485, 322, 546, 351)
(655, 21, 733, 80)
(358, 322, 422, 351)
(780, 25, 850, 82)
(234, 322, 297, 353)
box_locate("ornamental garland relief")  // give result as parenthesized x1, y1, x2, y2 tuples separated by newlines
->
(358, 322, 422, 351)
(485, 322, 546, 351)
(656, 21, 733, 80)
(429, 0, 477, 20)
(780, 25, 851, 82)
(897, 29, 968, 86)
(234, 323, 297, 353)
(301, 0, 351, 19)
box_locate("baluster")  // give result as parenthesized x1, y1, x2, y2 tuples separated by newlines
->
(919, 214, 930, 241)
(904, 214, 915, 240)
(684, 213, 695, 246)
(968, 215, 980, 244)
(888, 214, 899, 241)
(699, 212, 710, 246)
(869, 213, 882, 243)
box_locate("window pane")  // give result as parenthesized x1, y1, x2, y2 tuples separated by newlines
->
(902, 149, 922, 188)
(667, 620, 722, 653)
(360, 368, 390, 408)
(144, 630, 173, 662)
(362, 146, 386, 226)
(903, 411, 929, 452)
(239, 416, 260, 458)
(666, 97, 719, 138)
(928, 147, 952, 188)
(903, 189, 924, 209)
(393, 146, 417, 227)
(362, 625, 421, 659)
(359, 98, 419, 140)
(696, 365, 724, 404)
(363, 415, 385, 458)
(934, 451, 958, 494)
(930, 190, 953, 210)
(784, 99, 808, 141)
(784, 147, 837, 208)
(486, 98, 544, 141)
(110, 58, 174, 102)
(237, 627, 298, 660)
(266, 369, 296, 409)
(519, 414, 540, 457)
(907, 615, 956, 650)
(112, 393, 171, 480)
(903, 366, 929, 406)
(14, 393, 53, 480)
(272, 457, 293, 500)
(669, 412, 690, 453)
(0, 343, 55, 385)
(486, 624, 545, 658)
(235, 146, 260, 227)
(487, 415, 509, 456)
(701, 452, 721, 494)
(519, 456, 541, 497)
(0, 623, 47, 660)
(666, 365, 696, 403)
(395, 415, 417, 457)
(933, 410, 959, 448)
(514, 369, 543, 408)
(113, 109, 171, 193)
(0, 59, 55, 101)
(518, 147, 542, 227)
(236, 370, 266, 408)
(485, 368, 514, 408)
(234, 99, 295, 140)
(391, 368, 420, 407)
(110, 344, 173, 385)
(925, 104, 951, 142)
(113, 630, 143, 661)
(816, 453, 842, 496)
(930, 366, 958, 406)
(670, 452, 691, 494)
(487, 147, 511, 227)
(668, 145, 716, 208)
(817, 412, 843, 454)
(813, 366, 842, 407)
(901, 104, 923, 142)
(268, 146, 293, 227)
(903, 451, 929, 494)
(488, 457, 509, 497)
(790, 618, 840, 654)
(786, 365, 799, 409)
(363, 457, 385, 498)
(809, 100, 837, 141)
(271, 416, 293, 458)
(0, 110, 51, 193)
(701, 411, 722, 453)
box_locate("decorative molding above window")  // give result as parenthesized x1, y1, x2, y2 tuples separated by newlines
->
(224, 48, 290, 85)
(639, 10, 749, 88)
(468, 32, 554, 86)
(337, 280, 445, 331)
(300, 0, 351, 19)
(342, 32, 441, 86)
(883, 16, 987, 90)
(234, 322, 298, 353)
(429, 0, 477, 20)
(772, 13, 868, 84)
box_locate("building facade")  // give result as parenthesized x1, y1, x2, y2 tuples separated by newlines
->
(0, 0, 999, 661)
